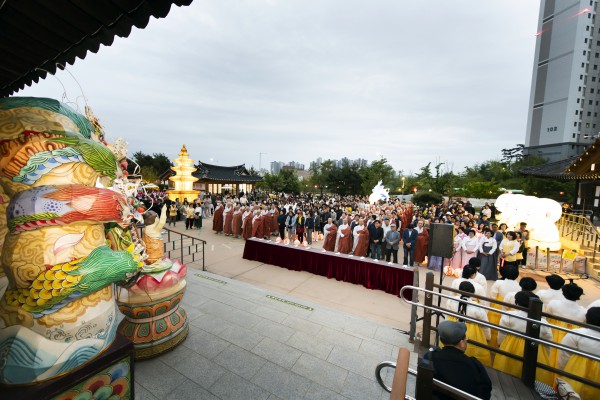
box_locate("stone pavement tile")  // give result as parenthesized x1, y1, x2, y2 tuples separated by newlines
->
(222, 308, 265, 330)
(252, 337, 302, 369)
(222, 296, 258, 312)
(209, 371, 270, 400)
(213, 344, 267, 381)
(134, 383, 159, 400)
(184, 329, 230, 359)
(159, 344, 226, 389)
(282, 315, 323, 336)
(327, 345, 381, 380)
(358, 338, 395, 360)
(252, 362, 311, 400)
(268, 395, 284, 400)
(181, 291, 211, 307)
(250, 304, 289, 323)
(303, 383, 349, 400)
(286, 331, 333, 360)
(341, 317, 378, 339)
(135, 359, 189, 399)
(200, 299, 236, 317)
(251, 319, 296, 342)
(190, 313, 237, 336)
(182, 305, 205, 322)
(315, 326, 362, 351)
(218, 323, 265, 350)
(291, 353, 349, 393)
(307, 308, 350, 329)
(164, 378, 220, 400)
(373, 325, 411, 347)
(340, 372, 386, 400)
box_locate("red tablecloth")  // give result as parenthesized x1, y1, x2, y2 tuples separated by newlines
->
(242, 238, 415, 299)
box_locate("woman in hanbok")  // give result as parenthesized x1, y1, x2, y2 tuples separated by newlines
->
(493, 292, 554, 386)
(444, 281, 492, 366)
(460, 229, 479, 266)
(558, 307, 600, 399)
(545, 284, 586, 369)
(232, 206, 243, 238)
(450, 226, 466, 273)
(488, 265, 521, 347)
(223, 203, 233, 236)
(478, 229, 498, 280)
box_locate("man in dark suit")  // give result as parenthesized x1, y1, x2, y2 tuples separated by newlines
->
(385, 223, 401, 263)
(424, 321, 492, 400)
(370, 220, 384, 260)
(402, 223, 418, 266)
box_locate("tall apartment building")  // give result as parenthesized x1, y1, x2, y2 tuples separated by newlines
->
(270, 161, 284, 174)
(525, 0, 600, 162)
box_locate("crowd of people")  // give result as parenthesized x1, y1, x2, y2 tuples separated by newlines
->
(154, 190, 598, 398)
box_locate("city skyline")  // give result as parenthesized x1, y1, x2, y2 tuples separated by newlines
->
(19, 1, 540, 173)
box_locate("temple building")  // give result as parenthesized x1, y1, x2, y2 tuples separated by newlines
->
(161, 154, 263, 196)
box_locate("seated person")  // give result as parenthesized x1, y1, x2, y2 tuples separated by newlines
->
(424, 320, 492, 400)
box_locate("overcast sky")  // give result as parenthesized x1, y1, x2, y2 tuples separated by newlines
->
(20, 0, 541, 176)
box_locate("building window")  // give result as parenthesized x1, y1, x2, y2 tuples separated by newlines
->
(586, 38, 589, 43)
(573, 133, 577, 138)
(594, 77, 597, 82)
(595, 64, 598, 70)
(578, 98, 581, 103)
(587, 123, 591, 128)
(584, 50, 587, 55)
(588, 111, 592, 116)
(581, 74, 584, 79)
(579, 86, 582, 91)
(594, 124, 597, 128)
(576, 110, 579, 115)
(596, 52, 599, 57)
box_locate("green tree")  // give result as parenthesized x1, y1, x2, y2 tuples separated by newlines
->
(360, 158, 394, 195)
(140, 165, 159, 184)
(131, 151, 173, 175)
(411, 191, 443, 206)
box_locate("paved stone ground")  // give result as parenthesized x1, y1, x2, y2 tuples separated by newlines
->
(134, 270, 416, 400)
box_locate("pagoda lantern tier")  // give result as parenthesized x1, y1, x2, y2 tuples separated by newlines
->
(166, 144, 200, 202)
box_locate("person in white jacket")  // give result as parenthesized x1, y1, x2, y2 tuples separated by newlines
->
(536, 274, 566, 309)
(451, 266, 487, 299)
(546, 283, 587, 324)
(558, 307, 600, 369)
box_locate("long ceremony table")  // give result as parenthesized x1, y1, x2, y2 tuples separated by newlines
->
(242, 238, 416, 300)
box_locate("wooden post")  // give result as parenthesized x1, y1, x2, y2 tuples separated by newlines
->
(415, 357, 434, 400)
(389, 348, 411, 400)
(522, 298, 543, 387)
(422, 272, 434, 348)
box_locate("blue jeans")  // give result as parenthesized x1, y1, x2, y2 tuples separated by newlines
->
(371, 243, 382, 260)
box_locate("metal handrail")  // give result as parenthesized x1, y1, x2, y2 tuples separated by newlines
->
(401, 285, 600, 362)
(163, 228, 207, 271)
(558, 212, 600, 261)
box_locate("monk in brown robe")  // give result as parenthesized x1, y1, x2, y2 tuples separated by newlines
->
(270, 205, 279, 236)
(322, 218, 338, 251)
(242, 208, 253, 239)
(337, 219, 352, 254)
(414, 220, 429, 264)
(212, 201, 224, 234)
(232, 206, 243, 238)
(223, 203, 234, 236)
(353, 219, 370, 257)
(251, 211, 263, 238)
